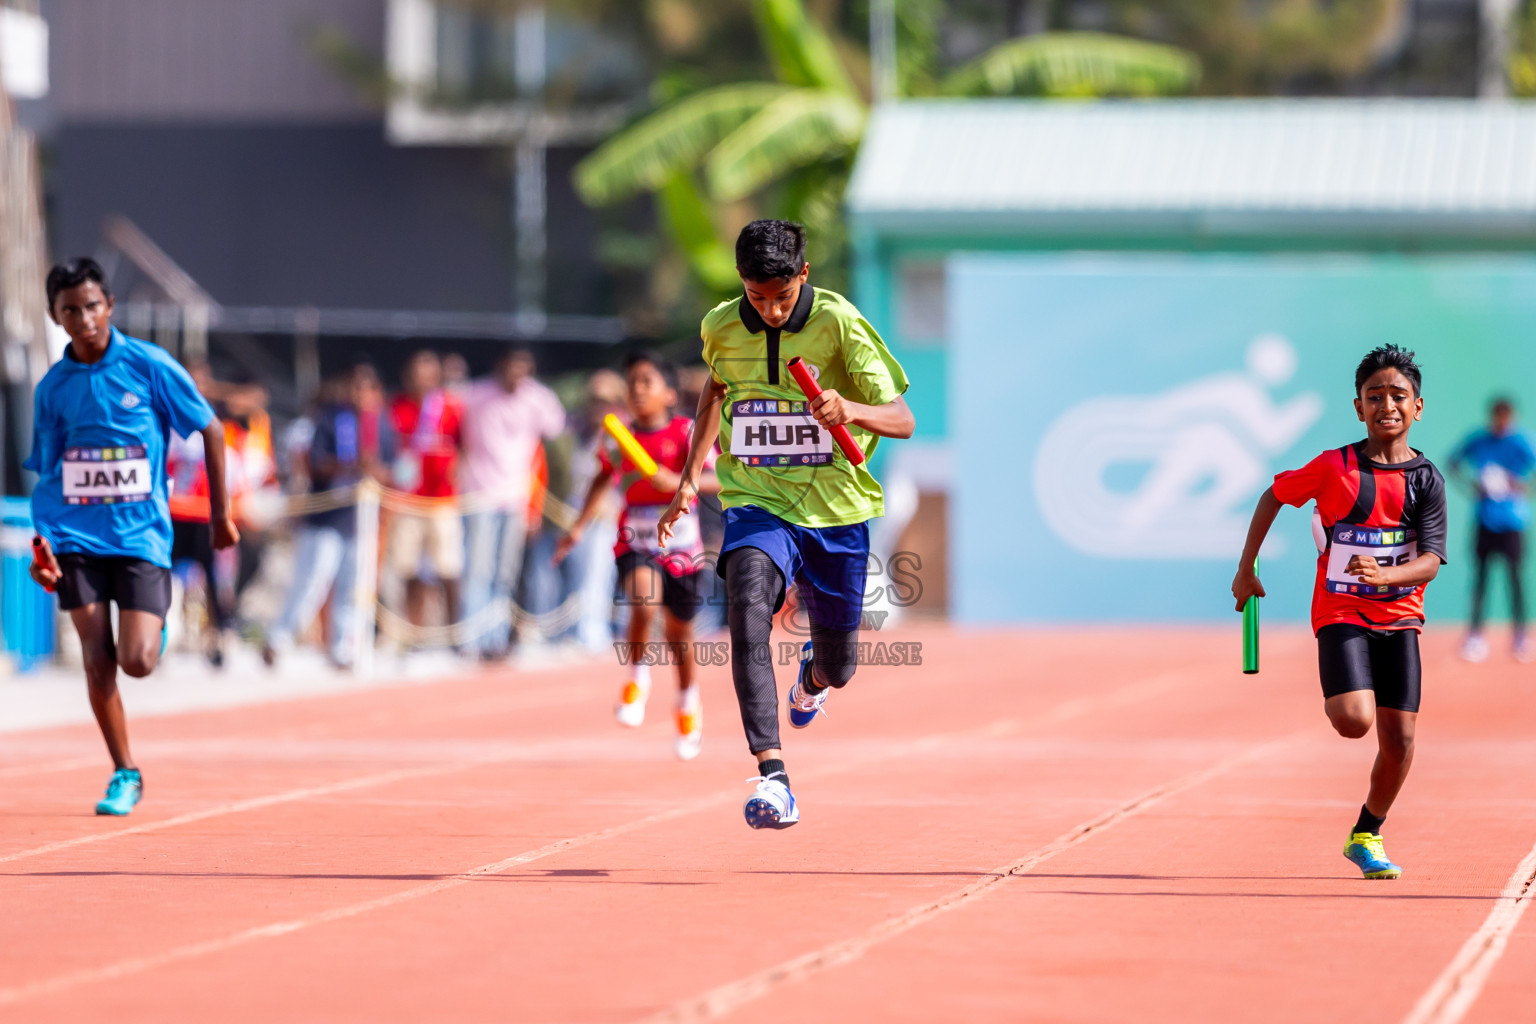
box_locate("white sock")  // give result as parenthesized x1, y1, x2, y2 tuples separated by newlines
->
(631, 662, 652, 688)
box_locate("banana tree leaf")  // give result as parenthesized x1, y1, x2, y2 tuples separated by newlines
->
(705, 89, 866, 202)
(752, 0, 859, 96)
(574, 83, 791, 206)
(657, 171, 739, 292)
(942, 32, 1199, 98)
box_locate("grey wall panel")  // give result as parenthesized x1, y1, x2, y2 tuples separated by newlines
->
(53, 124, 512, 311)
(50, 0, 383, 121)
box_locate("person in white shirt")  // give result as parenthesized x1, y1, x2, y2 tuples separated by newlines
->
(460, 347, 566, 660)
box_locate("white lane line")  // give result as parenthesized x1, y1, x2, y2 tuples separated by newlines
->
(1400, 840, 1536, 1024)
(0, 761, 476, 866)
(0, 785, 744, 1008)
(641, 731, 1309, 1024)
(0, 665, 1218, 1005)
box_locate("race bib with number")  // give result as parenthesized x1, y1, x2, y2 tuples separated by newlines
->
(624, 504, 700, 558)
(62, 446, 153, 505)
(1324, 523, 1418, 598)
(728, 399, 834, 468)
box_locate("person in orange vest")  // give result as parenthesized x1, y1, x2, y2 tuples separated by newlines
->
(166, 361, 267, 668)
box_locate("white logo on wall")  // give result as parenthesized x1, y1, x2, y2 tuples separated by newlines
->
(1033, 334, 1323, 558)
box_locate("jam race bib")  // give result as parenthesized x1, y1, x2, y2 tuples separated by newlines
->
(728, 399, 833, 468)
(62, 446, 153, 505)
(1324, 522, 1418, 598)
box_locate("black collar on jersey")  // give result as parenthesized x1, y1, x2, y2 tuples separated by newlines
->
(738, 284, 815, 386)
(1341, 441, 1429, 524)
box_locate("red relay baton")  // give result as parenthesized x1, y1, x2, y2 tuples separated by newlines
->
(786, 357, 865, 467)
(31, 536, 55, 593)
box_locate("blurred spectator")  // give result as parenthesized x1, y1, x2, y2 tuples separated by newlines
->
(1452, 397, 1536, 663)
(443, 352, 471, 402)
(460, 346, 565, 659)
(167, 360, 270, 668)
(264, 365, 396, 669)
(557, 368, 627, 650)
(389, 350, 466, 635)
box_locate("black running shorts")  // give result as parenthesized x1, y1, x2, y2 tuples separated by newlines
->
(55, 554, 173, 619)
(1316, 623, 1421, 713)
(616, 550, 703, 622)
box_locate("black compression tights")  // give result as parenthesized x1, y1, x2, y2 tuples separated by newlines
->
(724, 546, 859, 754)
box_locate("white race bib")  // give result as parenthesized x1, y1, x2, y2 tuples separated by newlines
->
(624, 504, 699, 556)
(728, 399, 834, 468)
(62, 446, 153, 505)
(1324, 523, 1417, 598)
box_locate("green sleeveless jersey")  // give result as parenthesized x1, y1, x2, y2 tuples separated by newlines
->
(701, 285, 908, 528)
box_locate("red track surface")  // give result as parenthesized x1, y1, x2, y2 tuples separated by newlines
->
(4, 625, 1536, 1022)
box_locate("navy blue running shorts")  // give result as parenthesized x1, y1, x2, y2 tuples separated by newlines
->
(717, 505, 869, 632)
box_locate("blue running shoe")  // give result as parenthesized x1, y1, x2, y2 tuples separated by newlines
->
(1343, 832, 1402, 879)
(743, 772, 799, 829)
(95, 768, 143, 816)
(787, 641, 829, 729)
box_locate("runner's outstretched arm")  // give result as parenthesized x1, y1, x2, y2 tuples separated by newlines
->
(200, 421, 241, 550)
(553, 464, 615, 565)
(1232, 488, 1281, 611)
(657, 374, 726, 547)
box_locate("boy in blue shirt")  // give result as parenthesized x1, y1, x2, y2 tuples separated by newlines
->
(1450, 398, 1536, 663)
(25, 259, 238, 815)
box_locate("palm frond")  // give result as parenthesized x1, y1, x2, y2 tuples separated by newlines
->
(752, 0, 859, 95)
(574, 83, 791, 206)
(656, 171, 739, 292)
(704, 89, 866, 202)
(942, 32, 1200, 98)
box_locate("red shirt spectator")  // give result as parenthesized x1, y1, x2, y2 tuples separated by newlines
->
(390, 389, 464, 499)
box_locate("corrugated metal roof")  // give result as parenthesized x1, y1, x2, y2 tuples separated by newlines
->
(847, 100, 1536, 237)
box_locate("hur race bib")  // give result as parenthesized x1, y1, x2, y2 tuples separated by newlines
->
(729, 399, 834, 468)
(1324, 522, 1418, 598)
(62, 446, 153, 505)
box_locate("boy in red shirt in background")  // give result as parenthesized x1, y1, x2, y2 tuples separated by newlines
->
(1233, 345, 1447, 880)
(389, 350, 466, 633)
(557, 352, 719, 760)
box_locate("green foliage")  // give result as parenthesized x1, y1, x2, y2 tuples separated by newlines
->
(1103, 0, 1405, 94)
(942, 31, 1200, 98)
(705, 89, 867, 202)
(574, 83, 792, 205)
(752, 0, 861, 95)
(1513, 0, 1536, 98)
(656, 172, 739, 292)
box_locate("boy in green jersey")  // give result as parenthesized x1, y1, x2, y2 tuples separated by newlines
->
(657, 220, 913, 829)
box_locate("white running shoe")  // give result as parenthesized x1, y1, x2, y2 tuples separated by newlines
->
(1516, 635, 1535, 664)
(675, 691, 703, 761)
(742, 772, 798, 829)
(787, 643, 830, 729)
(1462, 634, 1490, 664)
(616, 678, 649, 727)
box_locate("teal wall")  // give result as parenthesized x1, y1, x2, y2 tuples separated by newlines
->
(940, 252, 1536, 625)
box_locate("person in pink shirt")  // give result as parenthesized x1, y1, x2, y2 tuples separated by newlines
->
(461, 347, 566, 660)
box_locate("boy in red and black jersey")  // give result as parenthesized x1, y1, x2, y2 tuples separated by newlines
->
(1233, 345, 1447, 880)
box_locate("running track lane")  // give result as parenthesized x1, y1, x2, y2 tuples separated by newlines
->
(3, 627, 1536, 1022)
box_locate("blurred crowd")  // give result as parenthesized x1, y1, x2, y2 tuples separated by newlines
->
(163, 348, 726, 672)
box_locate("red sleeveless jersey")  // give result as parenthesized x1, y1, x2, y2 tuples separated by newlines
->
(1271, 442, 1448, 634)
